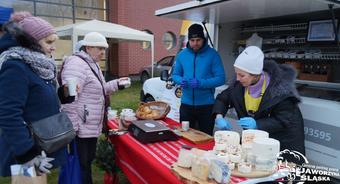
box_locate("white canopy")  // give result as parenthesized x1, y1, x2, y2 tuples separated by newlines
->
(56, 19, 155, 76)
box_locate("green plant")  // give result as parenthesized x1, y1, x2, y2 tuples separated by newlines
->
(94, 137, 117, 174)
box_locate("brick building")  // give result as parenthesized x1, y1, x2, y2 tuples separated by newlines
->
(107, 0, 188, 78)
(2, 0, 189, 79)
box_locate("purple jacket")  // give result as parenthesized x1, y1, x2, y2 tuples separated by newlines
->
(61, 51, 118, 138)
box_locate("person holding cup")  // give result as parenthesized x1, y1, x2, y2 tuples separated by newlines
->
(0, 11, 67, 176)
(60, 32, 131, 184)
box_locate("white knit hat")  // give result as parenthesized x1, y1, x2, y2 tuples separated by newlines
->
(234, 46, 264, 75)
(82, 32, 108, 48)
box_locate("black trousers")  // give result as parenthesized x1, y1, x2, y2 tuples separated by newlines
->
(180, 103, 214, 135)
(75, 136, 98, 184)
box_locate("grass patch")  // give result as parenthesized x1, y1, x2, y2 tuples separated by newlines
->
(0, 82, 141, 184)
(110, 81, 142, 112)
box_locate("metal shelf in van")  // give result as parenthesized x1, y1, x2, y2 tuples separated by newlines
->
(295, 79, 340, 91)
(240, 23, 308, 33)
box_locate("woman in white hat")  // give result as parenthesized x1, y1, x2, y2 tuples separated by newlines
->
(60, 32, 131, 184)
(212, 46, 305, 154)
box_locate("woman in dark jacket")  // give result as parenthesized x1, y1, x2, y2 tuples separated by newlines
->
(0, 12, 70, 176)
(213, 46, 305, 154)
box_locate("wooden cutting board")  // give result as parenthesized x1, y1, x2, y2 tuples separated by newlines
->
(171, 163, 217, 184)
(231, 166, 275, 178)
(177, 128, 213, 144)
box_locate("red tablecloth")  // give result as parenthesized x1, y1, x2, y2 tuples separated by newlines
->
(108, 118, 248, 184)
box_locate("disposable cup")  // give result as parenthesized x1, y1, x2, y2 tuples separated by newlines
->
(66, 78, 77, 96)
(182, 121, 189, 131)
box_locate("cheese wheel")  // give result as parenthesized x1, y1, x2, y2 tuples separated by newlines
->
(241, 130, 269, 146)
(214, 131, 240, 146)
(252, 138, 280, 160)
(255, 157, 277, 172)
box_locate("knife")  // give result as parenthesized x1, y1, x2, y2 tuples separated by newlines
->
(238, 168, 290, 184)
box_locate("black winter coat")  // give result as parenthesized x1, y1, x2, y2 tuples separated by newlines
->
(213, 60, 305, 154)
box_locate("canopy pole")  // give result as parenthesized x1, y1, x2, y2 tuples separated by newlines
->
(151, 39, 154, 77)
(72, 32, 77, 53)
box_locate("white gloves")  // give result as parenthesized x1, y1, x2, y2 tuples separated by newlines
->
(118, 77, 131, 88)
(24, 151, 54, 173)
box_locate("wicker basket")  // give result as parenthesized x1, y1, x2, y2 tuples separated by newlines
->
(136, 101, 170, 120)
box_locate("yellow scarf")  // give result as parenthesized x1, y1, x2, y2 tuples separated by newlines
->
(244, 75, 267, 115)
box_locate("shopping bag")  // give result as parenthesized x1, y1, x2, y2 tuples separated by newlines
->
(58, 140, 82, 184)
(11, 174, 47, 184)
(11, 165, 47, 184)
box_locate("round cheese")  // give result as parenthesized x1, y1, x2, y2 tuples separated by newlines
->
(241, 129, 269, 146)
(252, 137, 280, 160)
(214, 131, 240, 146)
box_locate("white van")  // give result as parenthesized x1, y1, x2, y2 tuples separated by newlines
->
(140, 68, 228, 122)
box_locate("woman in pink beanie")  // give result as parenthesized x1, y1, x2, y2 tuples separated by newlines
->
(10, 11, 58, 57)
(0, 12, 72, 177)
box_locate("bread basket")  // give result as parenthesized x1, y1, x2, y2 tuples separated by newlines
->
(136, 101, 170, 120)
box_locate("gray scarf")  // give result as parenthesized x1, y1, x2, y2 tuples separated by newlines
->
(0, 47, 56, 80)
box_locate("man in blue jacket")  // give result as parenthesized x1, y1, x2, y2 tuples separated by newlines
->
(172, 24, 225, 135)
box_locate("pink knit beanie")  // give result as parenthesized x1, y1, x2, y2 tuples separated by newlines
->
(10, 11, 55, 41)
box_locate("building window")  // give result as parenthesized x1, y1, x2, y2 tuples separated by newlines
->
(11, 0, 107, 22)
(10, 0, 108, 62)
(162, 31, 176, 50)
(141, 29, 153, 50)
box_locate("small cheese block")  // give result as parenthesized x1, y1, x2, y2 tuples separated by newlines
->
(238, 162, 252, 173)
(191, 148, 207, 157)
(227, 162, 235, 170)
(177, 148, 193, 168)
(252, 137, 280, 160)
(214, 131, 240, 146)
(191, 157, 210, 181)
(214, 143, 227, 152)
(216, 153, 229, 164)
(226, 144, 241, 154)
(229, 153, 242, 163)
(209, 160, 231, 184)
(241, 130, 269, 146)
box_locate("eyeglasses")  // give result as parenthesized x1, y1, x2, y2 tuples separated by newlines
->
(89, 46, 107, 51)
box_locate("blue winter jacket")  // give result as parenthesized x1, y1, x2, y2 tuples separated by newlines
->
(0, 33, 66, 176)
(172, 40, 225, 106)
